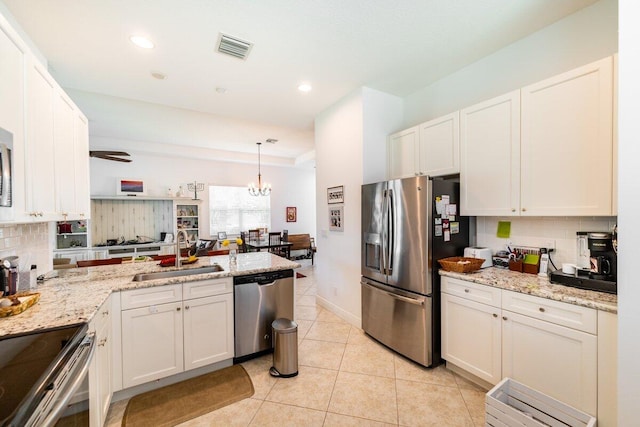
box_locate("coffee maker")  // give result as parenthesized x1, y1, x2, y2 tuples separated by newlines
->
(587, 232, 617, 282)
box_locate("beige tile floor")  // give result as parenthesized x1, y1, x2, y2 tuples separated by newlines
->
(105, 260, 487, 426)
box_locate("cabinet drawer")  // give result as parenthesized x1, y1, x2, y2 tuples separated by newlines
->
(121, 284, 182, 310)
(441, 277, 501, 308)
(183, 278, 232, 300)
(502, 290, 596, 334)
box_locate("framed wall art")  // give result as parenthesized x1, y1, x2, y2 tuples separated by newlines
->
(286, 206, 297, 222)
(116, 178, 146, 196)
(329, 206, 344, 231)
(327, 185, 344, 204)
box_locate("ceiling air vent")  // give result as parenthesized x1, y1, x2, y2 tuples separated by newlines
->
(217, 33, 253, 60)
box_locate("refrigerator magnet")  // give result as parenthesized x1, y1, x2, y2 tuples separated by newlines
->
(446, 203, 457, 215)
(435, 197, 444, 214)
(450, 222, 460, 234)
(444, 230, 451, 242)
(435, 225, 443, 237)
(442, 219, 449, 229)
(435, 218, 442, 225)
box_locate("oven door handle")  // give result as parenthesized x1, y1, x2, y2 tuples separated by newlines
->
(37, 333, 97, 427)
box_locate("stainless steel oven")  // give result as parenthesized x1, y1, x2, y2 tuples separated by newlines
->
(0, 324, 96, 427)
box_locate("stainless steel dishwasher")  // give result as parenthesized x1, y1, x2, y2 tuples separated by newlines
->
(233, 269, 294, 362)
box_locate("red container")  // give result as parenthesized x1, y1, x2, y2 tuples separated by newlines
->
(57, 223, 72, 234)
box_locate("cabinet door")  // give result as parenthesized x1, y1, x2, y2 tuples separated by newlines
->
(502, 310, 597, 415)
(521, 57, 613, 216)
(388, 126, 418, 179)
(460, 91, 520, 216)
(25, 60, 57, 220)
(418, 112, 459, 176)
(0, 25, 26, 222)
(183, 293, 234, 370)
(74, 113, 90, 219)
(441, 293, 502, 384)
(53, 92, 77, 217)
(89, 303, 112, 427)
(121, 302, 184, 388)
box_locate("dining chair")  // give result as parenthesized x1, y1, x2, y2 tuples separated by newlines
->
(239, 232, 249, 253)
(282, 229, 289, 242)
(248, 229, 260, 241)
(268, 232, 286, 256)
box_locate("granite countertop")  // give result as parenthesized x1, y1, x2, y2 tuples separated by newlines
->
(54, 242, 175, 252)
(440, 267, 617, 314)
(0, 252, 300, 338)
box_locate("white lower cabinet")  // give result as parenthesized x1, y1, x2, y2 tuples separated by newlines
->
(120, 279, 233, 389)
(441, 292, 502, 384)
(89, 296, 113, 427)
(441, 276, 603, 417)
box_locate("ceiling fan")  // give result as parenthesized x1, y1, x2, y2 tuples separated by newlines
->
(89, 151, 131, 163)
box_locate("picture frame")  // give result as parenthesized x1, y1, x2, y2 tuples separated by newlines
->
(286, 206, 297, 222)
(327, 185, 344, 204)
(329, 206, 344, 231)
(116, 178, 146, 196)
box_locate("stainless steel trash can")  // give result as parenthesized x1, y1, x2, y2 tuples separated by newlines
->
(269, 318, 298, 377)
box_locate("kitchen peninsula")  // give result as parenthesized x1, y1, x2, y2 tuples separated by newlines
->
(0, 252, 299, 338)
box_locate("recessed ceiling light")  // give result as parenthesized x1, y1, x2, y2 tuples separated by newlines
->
(151, 71, 166, 80)
(130, 35, 154, 49)
(298, 83, 312, 93)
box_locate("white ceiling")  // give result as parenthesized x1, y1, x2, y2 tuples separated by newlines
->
(3, 0, 598, 161)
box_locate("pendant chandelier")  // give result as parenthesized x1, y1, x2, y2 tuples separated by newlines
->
(248, 142, 271, 196)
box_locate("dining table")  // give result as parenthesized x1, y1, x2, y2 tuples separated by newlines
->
(246, 239, 293, 259)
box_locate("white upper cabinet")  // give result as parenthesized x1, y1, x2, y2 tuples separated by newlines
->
(0, 22, 26, 222)
(25, 59, 57, 220)
(388, 126, 419, 179)
(0, 15, 90, 224)
(461, 57, 614, 216)
(418, 111, 460, 177)
(74, 113, 90, 218)
(388, 112, 460, 180)
(461, 91, 520, 216)
(520, 57, 613, 216)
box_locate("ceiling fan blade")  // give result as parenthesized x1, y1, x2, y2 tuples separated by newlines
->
(97, 155, 132, 163)
(89, 150, 132, 162)
(90, 150, 130, 157)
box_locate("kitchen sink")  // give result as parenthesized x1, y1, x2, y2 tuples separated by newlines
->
(132, 264, 224, 282)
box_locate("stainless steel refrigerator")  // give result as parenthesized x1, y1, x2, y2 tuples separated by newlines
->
(361, 176, 469, 367)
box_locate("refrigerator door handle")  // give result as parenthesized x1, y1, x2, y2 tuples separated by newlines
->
(387, 188, 395, 275)
(381, 189, 388, 275)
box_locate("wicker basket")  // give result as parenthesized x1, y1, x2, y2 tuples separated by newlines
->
(0, 292, 40, 318)
(438, 257, 484, 273)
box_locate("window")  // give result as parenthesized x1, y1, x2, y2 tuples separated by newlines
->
(209, 186, 270, 236)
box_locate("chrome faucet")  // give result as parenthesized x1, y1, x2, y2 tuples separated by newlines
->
(175, 229, 189, 267)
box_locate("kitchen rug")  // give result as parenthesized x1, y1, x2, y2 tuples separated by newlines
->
(122, 365, 254, 427)
(296, 272, 306, 278)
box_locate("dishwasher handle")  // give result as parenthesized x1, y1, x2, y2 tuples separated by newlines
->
(233, 269, 294, 285)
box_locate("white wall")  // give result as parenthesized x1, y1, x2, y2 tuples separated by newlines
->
(403, 0, 618, 128)
(314, 88, 402, 326)
(617, 0, 639, 422)
(89, 143, 316, 239)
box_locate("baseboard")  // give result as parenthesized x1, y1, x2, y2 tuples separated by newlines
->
(316, 294, 361, 328)
(445, 361, 492, 391)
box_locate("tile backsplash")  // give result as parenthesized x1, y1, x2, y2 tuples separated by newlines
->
(0, 223, 51, 276)
(476, 216, 617, 267)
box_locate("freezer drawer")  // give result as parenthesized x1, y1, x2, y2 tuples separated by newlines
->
(361, 279, 432, 367)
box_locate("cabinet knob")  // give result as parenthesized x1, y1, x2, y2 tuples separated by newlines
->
(464, 289, 470, 293)
(511, 208, 516, 213)
(98, 338, 107, 347)
(502, 316, 508, 321)
(522, 208, 527, 212)
(80, 213, 85, 217)
(493, 313, 498, 318)
(539, 307, 545, 312)
(102, 310, 109, 316)
(185, 305, 190, 310)
(176, 307, 181, 311)
(38, 212, 44, 217)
